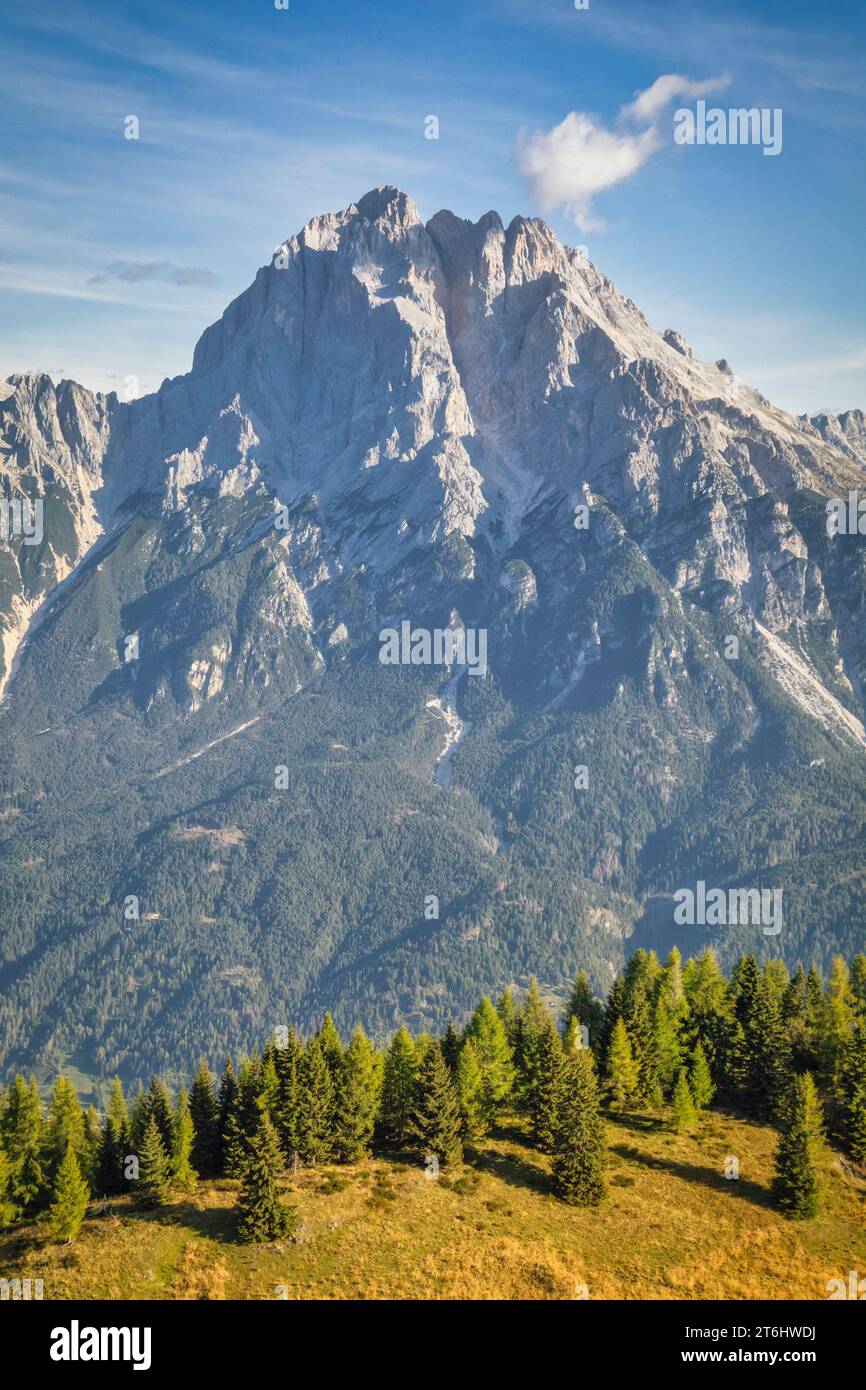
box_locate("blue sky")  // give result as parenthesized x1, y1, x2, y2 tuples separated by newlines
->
(2, 0, 864, 414)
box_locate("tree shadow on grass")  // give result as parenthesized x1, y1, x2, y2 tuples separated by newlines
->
(609, 1143, 773, 1210)
(160, 1197, 239, 1244)
(470, 1145, 552, 1196)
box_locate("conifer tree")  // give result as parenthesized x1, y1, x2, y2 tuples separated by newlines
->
(652, 995, 682, 1097)
(851, 953, 866, 1017)
(237, 1113, 296, 1243)
(514, 978, 550, 1101)
(772, 1073, 822, 1219)
(0, 1075, 44, 1213)
(465, 996, 514, 1127)
(605, 1017, 639, 1108)
(440, 1023, 461, 1074)
(47, 1143, 89, 1243)
(496, 988, 519, 1047)
(317, 1013, 343, 1077)
(144, 1077, 175, 1154)
(378, 1027, 418, 1149)
(217, 1056, 239, 1174)
(552, 1049, 606, 1207)
(564, 969, 604, 1050)
(528, 1018, 563, 1153)
(671, 1069, 697, 1134)
(409, 1041, 462, 1169)
(94, 1078, 129, 1196)
(745, 977, 791, 1118)
(0, 1145, 18, 1228)
(298, 1036, 334, 1165)
(455, 1039, 485, 1142)
(840, 1024, 866, 1162)
(689, 1041, 715, 1110)
(137, 1115, 170, 1209)
(189, 1060, 219, 1177)
(333, 1026, 379, 1162)
(43, 1076, 86, 1185)
(273, 1028, 304, 1163)
(171, 1088, 198, 1192)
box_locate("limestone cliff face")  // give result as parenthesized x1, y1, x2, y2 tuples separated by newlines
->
(2, 186, 865, 731)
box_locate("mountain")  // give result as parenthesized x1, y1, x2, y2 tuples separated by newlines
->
(2, 186, 865, 1090)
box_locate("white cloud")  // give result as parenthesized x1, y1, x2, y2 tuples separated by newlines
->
(517, 72, 730, 231)
(620, 72, 731, 125)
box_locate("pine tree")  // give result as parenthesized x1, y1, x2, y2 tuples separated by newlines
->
(465, 996, 514, 1127)
(689, 1041, 715, 1110)
(772, 1073, 822, 1219)
(333, 1026, 379, 1162)
(455, 1039, 485, 1142)
(528, 1018, 563, 1153)
(171, 1088, 198, 1192)
(136, 1115, 170, 1209)
(552, 1049, 606, 1207)
(298, 1036, 334, 1165)
(378, 1027, 418, 1149)
(410, 1041, 463, 1169)
(47, 1143, 89, 1243)
(237, 1114, 296, 1243)
(188, 1061, 219, 1177)
(671, 1069, 697, 1134)
(605, 1017, 639, 1108)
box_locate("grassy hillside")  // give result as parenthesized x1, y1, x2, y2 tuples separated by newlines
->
(4, 1107, 864, 1301)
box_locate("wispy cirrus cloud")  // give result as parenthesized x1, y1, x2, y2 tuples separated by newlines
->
(87, 261, 218, 287)
(517, 72, 730, 231)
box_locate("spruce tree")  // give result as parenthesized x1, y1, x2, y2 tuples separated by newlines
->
(552, 1050, 606, 1207)
(333, 1026, 379, 1162)
(652, 995, 682, 1097)
(47, 1143, 89, 1243)
(671, 1069, 697, 1134)
(0, 1075, 44, 1214)
(840, 1023, 866, 1162)
(171, 1088, 198, 1192)
(689, 1041, 715, 1110)
(237, 1114, 296, 1243)
(605, 1017, 639, 1108)
(217, 1056, 239, 1175)
(528, 1017, 562, 1153)
(137, 1114, 170, 1209)
(440, 1023, 461, 1074)
(94, 1078, 129, 1196)
(378, 1027, 418, 1149)
(189, 1060, 220, 1177)
(496, 988, 519, 1048)
(410, 1041, 463, 1169)
(772, 1073, 822, 1219)
(564, 969, 604, 1050)
(273, 1028, 304, 1163)
(298, 1036, 334, 1165)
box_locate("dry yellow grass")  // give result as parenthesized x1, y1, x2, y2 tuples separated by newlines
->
(2, 1108, 863, 1301)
